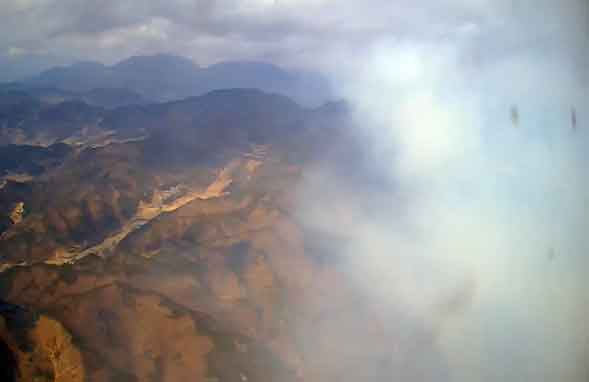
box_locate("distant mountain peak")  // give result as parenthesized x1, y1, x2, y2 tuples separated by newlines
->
(113, 53, 198, 71)
(23, 53, 332, 106)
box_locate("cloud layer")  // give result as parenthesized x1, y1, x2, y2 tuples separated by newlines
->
(1, 0, 584, 72)
(293, 1, 588, 381)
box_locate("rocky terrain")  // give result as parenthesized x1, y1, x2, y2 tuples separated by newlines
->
(0, 88, 404, 381)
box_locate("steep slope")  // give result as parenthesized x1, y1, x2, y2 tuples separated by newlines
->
(0, 304, 85, 382)
(0, 84, 148, 109)
(0, 97, 106, 147)
(0, 144, 72, 177)
(0, 146, 394, 382)
(0, 90, 409, 382)
(0, 87, 316, 148)
(0, 89, 328, 266)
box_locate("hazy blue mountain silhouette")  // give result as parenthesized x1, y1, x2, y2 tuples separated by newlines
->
(24, 54, 332, 106)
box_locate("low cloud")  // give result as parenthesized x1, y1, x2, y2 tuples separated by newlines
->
(295, 0, 588, 380)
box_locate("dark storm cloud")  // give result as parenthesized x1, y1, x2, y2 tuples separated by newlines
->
(0, 0, 503, 71)
(0, 0, 587, 71)
(43, 0, 225, 37)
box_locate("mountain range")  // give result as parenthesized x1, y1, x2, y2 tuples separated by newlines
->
(6, 54, 332, 107)
(0, 73, 418, 382)
(0, 51, 451, 382)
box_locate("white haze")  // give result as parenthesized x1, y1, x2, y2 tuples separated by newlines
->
(296, 0, 589, 380)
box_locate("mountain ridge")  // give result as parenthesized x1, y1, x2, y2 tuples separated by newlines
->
(0, 83, 388, 382)
(19, 54, 332, 106)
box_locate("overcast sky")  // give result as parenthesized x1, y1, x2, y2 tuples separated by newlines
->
(0, 0, 586, 77)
